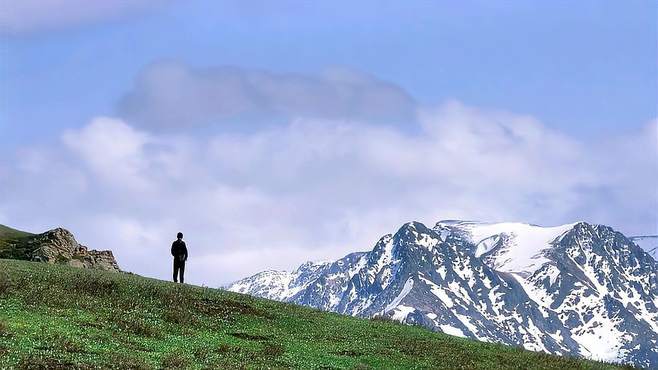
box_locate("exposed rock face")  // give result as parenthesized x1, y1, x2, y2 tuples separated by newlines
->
(27, 228, 120, 272)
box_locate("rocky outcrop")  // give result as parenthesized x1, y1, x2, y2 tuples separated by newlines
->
(27, 228, 120, 272)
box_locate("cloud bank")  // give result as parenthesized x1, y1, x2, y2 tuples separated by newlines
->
(2, 98, 655, 286)
(118, 62, 416, 130)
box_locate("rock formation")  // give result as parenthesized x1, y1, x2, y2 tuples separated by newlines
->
(1, 226, 121, 272)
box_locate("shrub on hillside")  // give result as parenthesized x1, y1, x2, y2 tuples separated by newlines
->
(16, 355, 79, 370)
(0, 321, 10, 339)
(110, 312, 160, 338)
(0, 272, 10, 296)
(370, 315, 402, 325)
(163, 307, 196, 326)
(261, 342, 285, 358)
(71, 272, 118, 297)
(161, 352, 191, 369)
(103, 352, 151, 370)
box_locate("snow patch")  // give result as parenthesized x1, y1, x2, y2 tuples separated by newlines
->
(384, 277, 414, 313)
(439, 221, 577, 274)
(440, 325, 466, 337)
(391, 305, 415, 321)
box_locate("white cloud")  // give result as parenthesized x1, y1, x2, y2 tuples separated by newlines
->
(118, 62, 416, 129)
(1, 105, 655, 287)
(62, 117, 152, 191)
(0, 0, 170, 34)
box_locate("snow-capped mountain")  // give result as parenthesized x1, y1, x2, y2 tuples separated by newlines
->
(228, 221, 658, 368)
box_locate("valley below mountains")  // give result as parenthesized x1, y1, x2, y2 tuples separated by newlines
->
(229, 220, 658, 368)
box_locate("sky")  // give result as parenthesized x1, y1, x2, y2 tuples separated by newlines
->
(0, 1, 656, 286)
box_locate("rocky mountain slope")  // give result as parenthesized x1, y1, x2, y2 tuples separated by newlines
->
(229, 220, 658, 368)
(0, 224, 120, 272)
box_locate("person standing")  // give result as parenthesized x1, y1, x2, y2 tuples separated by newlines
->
(171, 232, 188, 283)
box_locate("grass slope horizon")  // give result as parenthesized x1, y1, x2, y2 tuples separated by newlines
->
(0, 224, 32, 238)
(0, 224, 37, 262)
(0, 259, 629, 369)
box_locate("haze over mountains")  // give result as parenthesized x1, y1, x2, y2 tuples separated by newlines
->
(631, 236, 658, 262)
(229, 220, 658, 368)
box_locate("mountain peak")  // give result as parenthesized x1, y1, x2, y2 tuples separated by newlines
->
(392, 221, 441, 255)
(397, 221, 430, 232)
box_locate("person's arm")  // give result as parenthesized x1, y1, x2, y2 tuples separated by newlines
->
(183, 242, 188, 261)
(171, 242, 176, 257)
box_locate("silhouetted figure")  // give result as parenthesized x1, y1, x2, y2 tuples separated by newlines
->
(171, 232, 188, 283)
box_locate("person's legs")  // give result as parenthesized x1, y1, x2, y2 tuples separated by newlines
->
(173, 259, 179, 283)
(179, 261, 185, 284)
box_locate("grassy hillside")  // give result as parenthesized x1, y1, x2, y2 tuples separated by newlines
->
(0, 259, 627, 369)
(0, 225, 33, 245)
(0, 225, 35, 260)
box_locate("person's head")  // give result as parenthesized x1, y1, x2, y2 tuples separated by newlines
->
(177, 232, 183, 240)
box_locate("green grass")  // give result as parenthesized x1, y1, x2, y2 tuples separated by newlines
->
(0, 259, 629, 369)
(0, 225, 33, 240)
(0, 225, 35, 260)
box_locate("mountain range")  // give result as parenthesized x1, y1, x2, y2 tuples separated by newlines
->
(228, 220, 658, 368)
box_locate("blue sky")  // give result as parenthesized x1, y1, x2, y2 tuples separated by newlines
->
(2, 1, 656, 142)
(0, 1, 656, 285)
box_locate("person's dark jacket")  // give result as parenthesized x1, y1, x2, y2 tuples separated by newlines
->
(171, 240, 188, 262)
